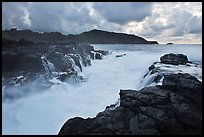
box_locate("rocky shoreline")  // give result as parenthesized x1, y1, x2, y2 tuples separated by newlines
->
(58, 53, 202, 135)
(2, 39, 109, 100)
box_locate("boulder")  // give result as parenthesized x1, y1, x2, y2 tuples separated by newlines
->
(95, 53, 103, 59)
(94, 50, 109, 55)
(160, 53, 188, 65)
(116, 54, 126, 58)
(141, 54, 201, 88)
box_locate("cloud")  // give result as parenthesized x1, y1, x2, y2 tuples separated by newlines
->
(2, 2, 125, 34)
(188, 16, 202, 34)
(93, 2, 153, 25)
(2, 2, 31, 29)
(2, 2, 100, 34)
(27, 2, 98, 34)
(122, 2, 202, 44)
(2, 2, 202, 43)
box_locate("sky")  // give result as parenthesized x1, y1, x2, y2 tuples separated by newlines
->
(2, 2, 202, 44)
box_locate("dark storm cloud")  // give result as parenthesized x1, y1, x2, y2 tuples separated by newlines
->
(27, 2, 98, 34)
(93, 2, 153, 25)
(2, 2, 98, 34)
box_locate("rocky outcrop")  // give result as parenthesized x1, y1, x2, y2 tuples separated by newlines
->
(58, 73, 202, 135)
(141, 53, 202, 88)
(160, 53, 188, 65)
(116, 54, 126, 58)
(58, 53, 202, 135)
(3, 39, 90, 79)
(2, 39, 108, 94)
(94, 50, 109, 56)
(90, 50, 109, 60)
(149, 41, 159, 44)
(95, 53, 103, 59)
(166, 42, 173, 45)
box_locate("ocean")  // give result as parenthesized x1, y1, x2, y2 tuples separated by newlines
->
(2, 44, 202, 135)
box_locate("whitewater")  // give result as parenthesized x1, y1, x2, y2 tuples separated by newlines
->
(2, 44, 202, 135)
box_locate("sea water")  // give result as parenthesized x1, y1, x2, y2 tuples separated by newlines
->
(2, 44, 202, 135)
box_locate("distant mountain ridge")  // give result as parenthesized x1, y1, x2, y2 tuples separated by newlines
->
(2, 28, 158, 44)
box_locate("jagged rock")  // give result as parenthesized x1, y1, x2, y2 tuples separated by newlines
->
(141, 54, 202, 88)
(160, 53, 188, 65)
(94, 50, 109, 55)
(161, 73, 202, 105)
(2, 39, 105, 86)
(80, 44, 95, 54)
(58, 73, 202, 135)
(69, 54, 83, 72)
(58, 55, 202, 135)
(95, 53, 103, 59)
(148, 64, 155, 71)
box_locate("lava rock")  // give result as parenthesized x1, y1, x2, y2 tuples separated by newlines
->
(160, 53, 188, 65)
(58, 53, 202, 135)
(95, 53, 103, 59)
(2, 39, 104, 86)
(148, 64, 155, 71)
(116, 54, 126, 58)
(94, 50, 109, 55)
(58, 73, 202, 135)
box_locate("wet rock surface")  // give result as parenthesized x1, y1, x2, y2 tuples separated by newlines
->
(160, 53, 188, 65)
(58, 53, 202, 135)
(2, 39, 108, 99)
(116, 53, 126, 58)
(59, 73, 202, 135)
(95, 53, 103, 59)
(3, 39, 108, 82)
(141, 53, 202, 88)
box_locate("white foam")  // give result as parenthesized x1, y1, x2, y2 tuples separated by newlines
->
(154, 63, 202, 81)
(140, 62, 202, 89)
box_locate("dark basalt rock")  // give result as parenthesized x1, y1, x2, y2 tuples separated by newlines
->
(142, 53, 201, 88)
(58, 68, 77, 82)
(58, 72, 202, 135)
(116, 54, 126, 58)
(95, 53, 103, 59)
(160, 53, 188, 65)
(58, 54, 202, 135)
(161, 73, 202, 105)
(148, 64, 155, 71)
(2, 39, 108, 86)
(94, 50, 109, 56)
